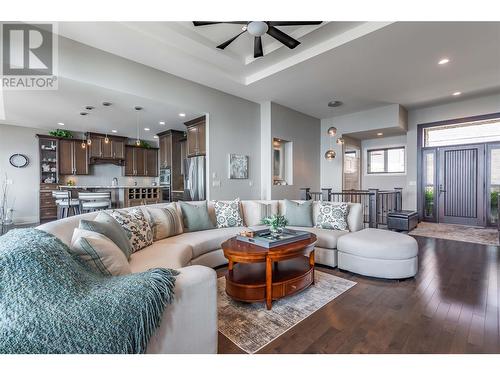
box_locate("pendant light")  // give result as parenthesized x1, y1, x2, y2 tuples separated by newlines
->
(134, 106, 143, 146)
(324, 99, 343, 161)
(104, 134, 109, 144)
(80, 111, 89, 148)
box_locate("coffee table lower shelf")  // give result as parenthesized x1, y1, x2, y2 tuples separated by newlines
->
(225, 257, 314, 306)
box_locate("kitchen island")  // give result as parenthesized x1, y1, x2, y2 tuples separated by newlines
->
(59, 185, 161, 208)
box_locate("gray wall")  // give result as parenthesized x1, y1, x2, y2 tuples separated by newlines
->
(0, 124, 158, 223)
(57, 36, 261, 201)
(0, 124, 42, 223)
(361, 135, 408, 202)
(321, 104, 406, 191)
(406, 93, 500, 210)
(269, 103, 321, 200)
(320, 93, 500, 210)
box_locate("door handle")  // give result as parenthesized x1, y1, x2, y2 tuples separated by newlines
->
(439, 184, 446, 194)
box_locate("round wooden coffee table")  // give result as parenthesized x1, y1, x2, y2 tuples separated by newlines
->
(221, 234, 317, 310)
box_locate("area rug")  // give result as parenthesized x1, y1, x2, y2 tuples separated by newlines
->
(409, 222, 499, 246)
(217, 271, 356, 353)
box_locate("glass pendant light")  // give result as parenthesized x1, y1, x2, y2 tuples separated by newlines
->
(324, 99, 343, 160)
(104, 134, 109, 144)
(135, 106, 143, 146)
(324, 149, 336, 160)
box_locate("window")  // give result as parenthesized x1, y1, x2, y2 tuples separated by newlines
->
(424, 118, 500, 147)
(367, 147, 405, 174)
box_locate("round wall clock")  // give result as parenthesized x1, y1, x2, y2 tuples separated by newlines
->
(9, 153, 29, 168)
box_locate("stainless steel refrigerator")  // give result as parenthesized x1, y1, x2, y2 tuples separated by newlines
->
(184, 156, 206, 201)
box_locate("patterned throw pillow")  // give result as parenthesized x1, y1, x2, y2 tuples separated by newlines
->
(146, 204, 183, 241)
(213, 198, 244, 228)
(109, 208, 153, 253)
(70, 228, 131, 276)
(315, 202, 349, 230)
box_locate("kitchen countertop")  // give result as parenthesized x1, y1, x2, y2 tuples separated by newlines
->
(61, 185, 160, 189)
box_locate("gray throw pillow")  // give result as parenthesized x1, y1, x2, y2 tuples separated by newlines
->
(283, 199, 314, 227)
(179, 201, 215, 232)
(79, 211, 133, 259)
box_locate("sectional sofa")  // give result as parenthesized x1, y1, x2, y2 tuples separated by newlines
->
(37, 200, 363, 354)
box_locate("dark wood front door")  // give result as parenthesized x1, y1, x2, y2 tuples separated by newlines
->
(438, 144, 485, 226)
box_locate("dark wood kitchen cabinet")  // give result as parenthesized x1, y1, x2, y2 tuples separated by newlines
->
(124, 146, 158, 177)
(86, 132, 127, 164)
(59, 139, 88, 175)
(185, 116, 206, 157)
(157, 129, 185, 190)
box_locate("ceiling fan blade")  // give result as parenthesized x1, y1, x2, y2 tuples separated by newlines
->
(267, 21, 322, 26)
(193, 21, 248, 26)
(217, 31, 246, 50)
(254, 36, 263, 58)
(266, 26, 300, 49)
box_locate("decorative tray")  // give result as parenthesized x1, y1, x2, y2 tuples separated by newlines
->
(237, 228, 311, 248)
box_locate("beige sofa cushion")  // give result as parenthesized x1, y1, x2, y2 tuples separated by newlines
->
(146, 204, 183, 241)
(337, 228, 418, 260)
(240, 200, 279, 226)
(288, 226, 349, 249)
(70, 228, 131, 276)
(162, 227, 243, 258)
(129, 241, 192, 272)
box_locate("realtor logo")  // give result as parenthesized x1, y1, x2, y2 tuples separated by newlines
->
(1, 22, 58, 90)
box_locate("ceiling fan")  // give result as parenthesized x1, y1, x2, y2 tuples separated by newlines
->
(192, 21, 322, 58)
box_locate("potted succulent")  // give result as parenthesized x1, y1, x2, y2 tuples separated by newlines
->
(262, 214, 288, 238)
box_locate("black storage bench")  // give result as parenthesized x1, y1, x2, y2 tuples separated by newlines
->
(387, 210, 418, 232)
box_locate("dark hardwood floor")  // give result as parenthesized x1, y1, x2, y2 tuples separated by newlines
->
(217, 235, 500, 354)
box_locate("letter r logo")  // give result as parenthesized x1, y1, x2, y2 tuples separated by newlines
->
(2, 23, 53, 76)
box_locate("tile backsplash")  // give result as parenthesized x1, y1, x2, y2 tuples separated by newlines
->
(59, 164, 158, 186)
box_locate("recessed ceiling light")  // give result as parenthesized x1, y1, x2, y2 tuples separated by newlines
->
(179, 113, 186, 117)
(159, 121, 165, 125)
(377, 132, 383, 136)
(452, 91, 462, 96)
(111, 130, 117, 133)
(153, 135, 159, 139)
(57, 122, 65, 126)
(327, 100, 343, 108)
(438, 58, 450, 65)
(144, 127, 150, 131)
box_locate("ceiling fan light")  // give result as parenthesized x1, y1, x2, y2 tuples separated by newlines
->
(247, 21, 268, 37)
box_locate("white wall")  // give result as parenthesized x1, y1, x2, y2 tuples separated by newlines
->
(269, 103, 321, 200)
(361, 134, 408, 196)
(0, 124, 42, 223)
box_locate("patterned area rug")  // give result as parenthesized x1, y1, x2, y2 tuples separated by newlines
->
(217, 271, 356, 353)
(410, 222, 499, 246)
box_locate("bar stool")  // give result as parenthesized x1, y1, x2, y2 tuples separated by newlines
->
(78, 192, 112, 213)
(52, 191, 81, 218)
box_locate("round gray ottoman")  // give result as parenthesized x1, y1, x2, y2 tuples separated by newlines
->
(336, 228, 418, 279)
